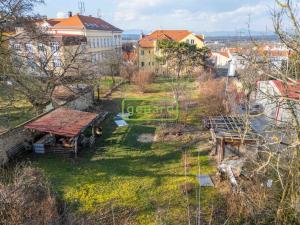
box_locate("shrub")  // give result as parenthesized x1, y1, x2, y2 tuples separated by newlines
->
(199, 77, 227, 116)
(132, 70, 154, 92)
(0, 164, 59, 225)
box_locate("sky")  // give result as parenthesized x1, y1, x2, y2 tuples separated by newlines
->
(34, 0, 277, 33)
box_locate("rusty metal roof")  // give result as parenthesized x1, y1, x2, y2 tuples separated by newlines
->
(25, 108, 99, 137)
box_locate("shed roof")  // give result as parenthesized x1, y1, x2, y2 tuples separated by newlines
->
(203, 116, 257, 142)
(25, 108, 99, 137)
(272, 80, 300, 100)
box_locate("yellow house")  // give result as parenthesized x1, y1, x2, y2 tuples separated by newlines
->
(138, 30, 205, 74)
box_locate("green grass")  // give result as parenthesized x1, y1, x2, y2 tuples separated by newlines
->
(0, 83, 35, 130)
(94, 76, 124, 98)
(31, 76, 217, 224)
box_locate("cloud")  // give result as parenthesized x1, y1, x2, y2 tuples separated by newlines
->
(113, 0, 272, 32)
(56, 11, 66, 18)
(114, 0, 165, 21)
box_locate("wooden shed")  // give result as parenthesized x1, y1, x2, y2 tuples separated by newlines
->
(25, 108, 103, 157)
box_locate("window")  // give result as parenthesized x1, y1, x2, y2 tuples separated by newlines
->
(104, 38, 106, 47)
(186, 39, 189, 43)
(92, 54, 97, 63)
(25, 43, 33, 53)
(141, 62, 145, 67)
(141, 50, 144, 55)
(97, 38, 100, 48)
(50, 42, 59, 52)
(13, 43, 21, 51)
(27, 59, 35, 69)
(53, 58, 62, 67)
(191, 39, 195, 44)
(38, 43, 45, 52)
(149, 62, 151, 66)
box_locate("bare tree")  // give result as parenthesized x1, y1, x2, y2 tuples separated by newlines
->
(0, 0, 97, 114)
(210, 1, 300, 224)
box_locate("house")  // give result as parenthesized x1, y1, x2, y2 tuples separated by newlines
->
(138, 30, 205, 73)
(256, 80, 300, 123)
(7, 28, 88, 75)
(212, 51, 230, 68)
(6, 13, 122, 75)
(41, 12, 123, 64)
(211, 51, 231, 77)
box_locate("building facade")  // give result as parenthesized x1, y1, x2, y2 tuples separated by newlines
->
(8, 29, 88, 76)
(138, 30, 204, 73)
(256, 80, 300, 123)
(41, 13, 123, 64)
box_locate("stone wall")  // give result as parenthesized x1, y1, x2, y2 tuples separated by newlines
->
(0, 90, 94, 165)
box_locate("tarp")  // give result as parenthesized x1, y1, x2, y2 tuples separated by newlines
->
(25, 108, 99, 137)
(114, 120, 128, 127)
(196, 174, 214, 187)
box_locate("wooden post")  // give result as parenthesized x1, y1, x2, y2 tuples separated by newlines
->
(74, 136, 78, 158)
(217, 137, 225, 163)
(220, 137, 225, 162)
(97, 84, 100, 102)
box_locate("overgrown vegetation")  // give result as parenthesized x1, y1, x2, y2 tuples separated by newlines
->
(28, 77, 217, 224)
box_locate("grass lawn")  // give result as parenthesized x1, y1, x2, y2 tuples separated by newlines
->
(0, 83, 35, 130)
(95, 76, 124, 98)
(31, 76, 218, 224)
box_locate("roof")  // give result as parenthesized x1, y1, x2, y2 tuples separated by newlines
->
(52, 85, 91, 102)
(25, 108, 99, 137)
(203, 116, 257, 142)
(272, 80, 300, 100)
(46, 18, 67, 26)
(218, 51, 230, 58)
(196, 35, 205, 41)
(52, 15, 122, 32)
(139, 30, 202, 48)
(123, 51, 137, 62)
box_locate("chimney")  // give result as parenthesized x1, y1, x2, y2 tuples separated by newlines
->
(68, 11, 72, 17)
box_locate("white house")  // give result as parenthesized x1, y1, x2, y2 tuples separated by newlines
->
(256, 80, 300, 123)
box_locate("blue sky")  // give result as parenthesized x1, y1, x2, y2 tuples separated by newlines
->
(35, 0, 276, 33)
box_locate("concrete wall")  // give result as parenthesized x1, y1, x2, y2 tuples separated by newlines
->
(0, 91, 94, 165)
(63, 91, 94, 111)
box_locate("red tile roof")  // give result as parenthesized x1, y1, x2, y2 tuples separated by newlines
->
(196, 35, 204, 41)
(139, 30, 203, 48)
(272, 80, 300, 100)
(218, 51, 230, 58)
(25, 108, 99, 137)
(123, 51, 137, 62)
(46, 18, 67, 26)
(51, 15, 122, 32)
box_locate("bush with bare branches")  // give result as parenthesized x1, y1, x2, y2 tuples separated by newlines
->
(0, 164, 59, 225)
(132, 69, 154, 92)
(199, 77, 227, 116)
